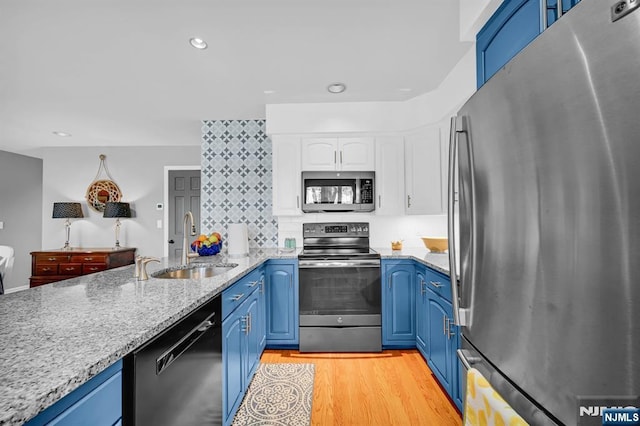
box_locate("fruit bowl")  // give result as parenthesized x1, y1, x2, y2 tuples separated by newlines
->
(191, 232, 223, 256)
(197, 241, 222, 256)
(421, 237, 448, 253)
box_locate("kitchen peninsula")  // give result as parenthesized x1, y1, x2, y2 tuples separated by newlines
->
(0, 248, 451, 425)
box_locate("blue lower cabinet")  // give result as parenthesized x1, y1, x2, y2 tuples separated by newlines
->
(222, 289, 261, 426)
(25, 360, 122, 426)
(265, 260, 299, 346)
(426, 287, 454, 395)
(382, 260, 416, 347)
(453, 332, 464, 412)
(415, 265, 429, 358)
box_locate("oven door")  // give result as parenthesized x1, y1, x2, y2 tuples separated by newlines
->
(298, 258, 381, 326)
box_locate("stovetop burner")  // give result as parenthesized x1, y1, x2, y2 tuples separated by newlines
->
(299, 222, 377, 260)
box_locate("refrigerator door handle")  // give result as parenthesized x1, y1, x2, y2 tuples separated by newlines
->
(448, 116, 469, 326)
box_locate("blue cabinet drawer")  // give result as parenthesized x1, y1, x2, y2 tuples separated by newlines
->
(222, 268, 262, 319)
(423, 267, 452, 302)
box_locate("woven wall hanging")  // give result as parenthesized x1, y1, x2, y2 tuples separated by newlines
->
(86, 154, 122, 212)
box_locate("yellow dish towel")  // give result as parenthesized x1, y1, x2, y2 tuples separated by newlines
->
(464, 367, 529, 426)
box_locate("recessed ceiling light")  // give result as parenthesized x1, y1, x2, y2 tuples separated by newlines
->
(263, 90, 276, 94)
(52, 131, 72, 137)
(189, 37, 208, 50)
(327, 83, 346, 94)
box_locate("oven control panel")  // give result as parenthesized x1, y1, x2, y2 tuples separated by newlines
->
(303, 222, 370, 237)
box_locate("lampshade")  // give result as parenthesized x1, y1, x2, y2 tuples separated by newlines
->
(103, 202, 132, 218)
(52, 202, 84, 219)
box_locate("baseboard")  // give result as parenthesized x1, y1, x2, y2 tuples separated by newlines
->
(5, 285, 29, 294)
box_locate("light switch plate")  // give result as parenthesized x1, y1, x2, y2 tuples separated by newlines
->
(0, 221, 4, 229)
(156, 220, 162, 229)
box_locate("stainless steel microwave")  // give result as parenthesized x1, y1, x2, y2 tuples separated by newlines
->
(301, 171, 375, 212)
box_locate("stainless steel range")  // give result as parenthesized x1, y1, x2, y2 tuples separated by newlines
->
(298, 222, 381, 352)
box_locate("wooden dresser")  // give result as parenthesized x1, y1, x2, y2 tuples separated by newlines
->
(30, 247, 136, 287)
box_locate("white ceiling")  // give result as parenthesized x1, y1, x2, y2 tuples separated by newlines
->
(0, 0, 472, 155)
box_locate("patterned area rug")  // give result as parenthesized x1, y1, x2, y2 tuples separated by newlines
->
(232, 363, 315, 426)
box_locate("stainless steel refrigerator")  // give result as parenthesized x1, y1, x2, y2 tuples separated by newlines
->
(448, 0, 640, 425)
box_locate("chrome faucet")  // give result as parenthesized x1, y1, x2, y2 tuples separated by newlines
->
(181, 211, 198, 265)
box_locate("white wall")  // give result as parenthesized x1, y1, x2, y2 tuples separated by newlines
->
(0, 150, 42, 291)
(459, 0, 503, 41)
(41, 146, 200, 258)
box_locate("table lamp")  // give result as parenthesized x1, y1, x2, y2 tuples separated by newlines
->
(52, 202, 84, 250)
(103, 202, 131, 248)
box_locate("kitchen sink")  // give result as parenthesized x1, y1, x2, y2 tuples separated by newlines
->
(152, 263, 239, 279)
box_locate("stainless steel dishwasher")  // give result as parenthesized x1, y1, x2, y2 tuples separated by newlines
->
(123, 296, 222, 425)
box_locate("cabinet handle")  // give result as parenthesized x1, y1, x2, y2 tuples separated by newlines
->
(89, 267, 99, 271)
(443, 314, 447, 336)
(48, 257, 57, 261)
(407, 195, 412, 208)
(242, 315, 249, 335)
(259, 277, 265, 294)
(378, 195, 381, 208)
(334, 150, 337, 164)
(429, 281, 443, 288)
(557, 0, 563, 20)
(296, 195, 300, 208)
(289, 275, 293, 288)
(42, 267, 52, 272)
(446, 317, 455, 339)
(84, 257, 93, 261)
(388, 277, 392, 289)
(231, 293, 245, 301)
(64, 267, 75, 271)
(420, 279, 426, 295)
(248, 280, 259, 288)
(340, 151, 343, 164)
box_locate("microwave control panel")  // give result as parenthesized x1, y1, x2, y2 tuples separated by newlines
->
(360, 179, 374, 204)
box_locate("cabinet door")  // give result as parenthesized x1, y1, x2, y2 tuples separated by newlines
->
(375, 136, 405, 215)
(243, 292, 261, 386)
(265, 261, 299, 344)
(415, 267, 429, 358)
(272, 135, 302, 215)
(453, 331, 464, 412)
(404, 127, 443, 215)
(382, 261, 416, 346)
(222, 310, 244, 424)
(301, 138, 338, 171)
(476, 0, 542, 88)
(339, 137, 375, 171)
(257, 270, 267, 352)
(426, 287, 454, 396)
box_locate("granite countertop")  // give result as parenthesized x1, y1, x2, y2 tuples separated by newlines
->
(0, 248, 297, 425)
(0, 246, 450, 425)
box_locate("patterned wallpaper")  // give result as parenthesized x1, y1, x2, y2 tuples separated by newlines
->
(201, 120, 278, 248)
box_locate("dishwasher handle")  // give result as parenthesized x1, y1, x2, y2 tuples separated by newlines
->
(156, 312, 217, 375)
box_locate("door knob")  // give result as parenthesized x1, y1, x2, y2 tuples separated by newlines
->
(168, 239, 175, 244)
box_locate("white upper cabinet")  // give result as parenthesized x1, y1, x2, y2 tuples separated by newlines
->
(301, 137, 374, 171)
(272, 135, 301, 216)
(404, 127, 443, 215)
(375, 136, 405, 216)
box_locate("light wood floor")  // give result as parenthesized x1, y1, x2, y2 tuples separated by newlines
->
(260, 349, 463, 426)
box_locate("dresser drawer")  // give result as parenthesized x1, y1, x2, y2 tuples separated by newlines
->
(35, 254, 70, 263)
(35, 264, 59, 275)
(83, 263, 108, 274)
(59, 263, 82, 275)
(71, 254, 108, 263)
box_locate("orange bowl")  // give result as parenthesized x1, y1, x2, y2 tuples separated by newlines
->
(421, 237, 448, 253)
